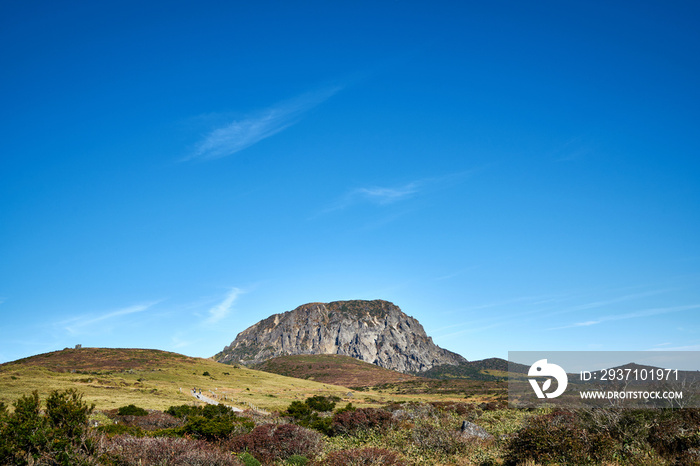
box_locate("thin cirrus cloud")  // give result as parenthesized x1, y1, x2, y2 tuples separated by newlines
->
(61, 301, 159, 335)
(319, 171, 474, 215)
(315, 181, 420, 217)
(186, 87, 341, 161)
(205, 287, 243, 324)
(547, 304, 700, 331)
(355, 184, 421, 205)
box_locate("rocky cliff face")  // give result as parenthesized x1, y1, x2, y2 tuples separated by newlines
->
(214, 300, 467, 373)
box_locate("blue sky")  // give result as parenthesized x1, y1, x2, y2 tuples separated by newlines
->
(2, 1, 699, 365)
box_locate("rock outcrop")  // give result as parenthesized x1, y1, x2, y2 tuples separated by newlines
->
(214, 299, 466, 373)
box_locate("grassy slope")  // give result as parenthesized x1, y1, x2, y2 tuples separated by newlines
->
(252, 354, 421, 387)
(0, 348, 353, 412)
(0, 348, 507, 412)
(251, 354, 507, 404)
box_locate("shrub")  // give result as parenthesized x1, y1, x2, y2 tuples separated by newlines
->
(331, 408, 393, 436)
(286, 401, 312, 418)
(104, 435, 242, 465)
(648, 410, 700, 465)
(239, 451, 261, 466)
(1, 391, 48, 464)
(285, 454, 309, 465)
(166, 403, 242, 421)
(228, 423, 323, 464)
(335, 402, 356, 414)
(97, 423, 146, 437)
(321, 447, 406, 465)
(286, 399, 333, 435)
(0, 389, 96, 465)
(179, 415, 254, 440)
(305, 395, 336, 412)
(412, 422, 467, 456)
(430, 401, 474, 417)
(127, 411, 183, 431)
(504, 410, 616, 465)
(117, 404, 148, 416)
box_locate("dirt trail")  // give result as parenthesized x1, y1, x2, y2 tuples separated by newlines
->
(191, 390, 244, 412)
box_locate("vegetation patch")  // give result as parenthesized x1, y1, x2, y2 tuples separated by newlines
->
(253, 354, 419, 387)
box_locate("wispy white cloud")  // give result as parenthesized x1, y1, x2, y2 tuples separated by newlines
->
(320, 171, 473, 215)
(205, 287, 243, 324)
(547, 289, 673, 316)
(548, 304, 700, 331)
(186, 87, 340, 161)
(646, 343, 700, 351)
(354, 184, 421, 205)
(61, 301, 160, 335)
(170, 333, 196, 349)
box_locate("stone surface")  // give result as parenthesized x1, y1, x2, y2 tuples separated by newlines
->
(214, 299, 466, 373)
(460, 420, 493, 440)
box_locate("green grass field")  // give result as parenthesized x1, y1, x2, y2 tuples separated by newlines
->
(0, 348, 354, 411)
(0, 348, 508, 414)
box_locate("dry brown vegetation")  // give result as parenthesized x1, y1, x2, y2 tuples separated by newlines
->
(252, 354, 421, 387)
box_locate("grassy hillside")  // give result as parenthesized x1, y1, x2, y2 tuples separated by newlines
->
(0, 347, 353, 411)
(252, 354, 422, 387)
(417, 358, 529, 381)
(250, 354, 507, 403)
(419, 363, 502, 381)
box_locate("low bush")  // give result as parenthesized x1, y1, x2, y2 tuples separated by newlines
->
(179, 415, 254, 440)
(286, 398, 334, 435)
(321, 447, 406, 465)
(166, 403, 240, 420)
(648, 409, 700, 465)
(411, 422, 467, 456)
(430, 401, 474, 417)
(227, 423, 323, 464)
(304, 395, 337, 413)
(286, 401, 312, 418)
(285, 454, 309, 465)
(162, 403, 254, 440)
(104, 435, 242, 465)
(504, 410, 617, 465)
(238, 451, 261, 466)
(97, 423, 146, 437)
(331, 408, 393, 436)
(117, 404, 148, 416)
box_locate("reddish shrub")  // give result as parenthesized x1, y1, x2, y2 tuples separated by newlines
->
(504, 410, 616, 465)
(429, 401, 474, 416)
(648, 412, 700, 465)
(105, 435, 242, 465)
(321, 447, 406, 465)
(331, 408, 393, 436)
(112, 411, 184, 431)
(227, 423, 322, 464)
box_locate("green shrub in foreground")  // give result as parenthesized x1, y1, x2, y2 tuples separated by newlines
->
(0, 389, 95, 465)
(238, 452, 261, 466)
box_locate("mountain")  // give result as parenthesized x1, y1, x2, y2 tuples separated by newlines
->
(214, 300, 467, 373)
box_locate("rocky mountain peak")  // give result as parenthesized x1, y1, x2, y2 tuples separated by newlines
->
(214, 299, 466, 373)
